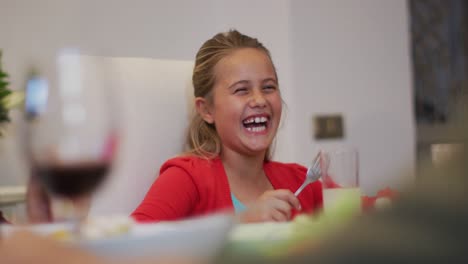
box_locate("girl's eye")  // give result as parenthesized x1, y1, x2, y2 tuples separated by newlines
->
(234, 87, 248, 94)
(263, 85, 277, 91)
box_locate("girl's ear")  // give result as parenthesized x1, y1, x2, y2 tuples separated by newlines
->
(195, 97, 214, 124)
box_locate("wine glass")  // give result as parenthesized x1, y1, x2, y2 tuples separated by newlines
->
(24, 49, 118, 224)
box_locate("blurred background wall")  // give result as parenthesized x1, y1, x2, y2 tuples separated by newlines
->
(409, 0, 468, 176)
(0, 0, 414, 203)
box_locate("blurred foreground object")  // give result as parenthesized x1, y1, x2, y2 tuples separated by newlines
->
(220, 98, 468, 263)
(1, 213, 232, 263)
(0, 231, 104, 264)
(24, 51, 119, 223)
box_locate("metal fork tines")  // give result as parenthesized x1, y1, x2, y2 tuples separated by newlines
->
(294, 152, 323, 196)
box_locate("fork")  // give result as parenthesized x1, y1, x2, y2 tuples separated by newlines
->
(294, 151, 326, 196)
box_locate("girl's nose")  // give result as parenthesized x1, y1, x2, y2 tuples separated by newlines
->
(249, 90, 267, 108)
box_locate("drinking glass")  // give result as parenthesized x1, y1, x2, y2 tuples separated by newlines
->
(25, 50, 118, 223)
(321, 148, 361, 214)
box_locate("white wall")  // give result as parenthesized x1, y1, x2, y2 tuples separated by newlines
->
(290, 0, 415, 194)
(0, 0, 414, 204)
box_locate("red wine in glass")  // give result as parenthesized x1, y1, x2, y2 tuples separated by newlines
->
(35, 161, 110, 198)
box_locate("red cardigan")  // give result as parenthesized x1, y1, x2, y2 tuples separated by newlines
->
(131, 156, 323, 222)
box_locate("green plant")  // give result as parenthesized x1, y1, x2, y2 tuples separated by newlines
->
(0, 50, 11, 124)
(0, 50, 24, 136)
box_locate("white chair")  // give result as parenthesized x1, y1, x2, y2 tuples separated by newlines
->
(88, 56, 194, 216)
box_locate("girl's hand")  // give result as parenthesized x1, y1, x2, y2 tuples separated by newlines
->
(239, 189, 301, 223)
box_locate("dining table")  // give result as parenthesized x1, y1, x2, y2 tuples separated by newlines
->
(0, 185, 398, 262)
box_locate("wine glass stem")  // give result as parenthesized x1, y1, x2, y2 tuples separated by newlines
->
(51, 197, 90, 236)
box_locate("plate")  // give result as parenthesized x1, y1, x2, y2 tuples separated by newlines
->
(1, 213, 234, 259)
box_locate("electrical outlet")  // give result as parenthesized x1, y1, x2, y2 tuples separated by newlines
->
(314, 114, 344, 140)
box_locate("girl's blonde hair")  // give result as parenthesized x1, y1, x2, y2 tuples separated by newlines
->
(185, 29, 278, 160)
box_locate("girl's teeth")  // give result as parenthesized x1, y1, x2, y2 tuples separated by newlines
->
(246, 125, 266, 132)
(244, 116, 268, 124)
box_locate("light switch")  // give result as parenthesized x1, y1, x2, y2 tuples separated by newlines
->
(313, 114, 344, 140)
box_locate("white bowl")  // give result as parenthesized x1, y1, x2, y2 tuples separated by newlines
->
(1, 213, 234, 259)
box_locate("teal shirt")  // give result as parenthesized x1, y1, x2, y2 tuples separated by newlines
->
(231, 193, 247, 213)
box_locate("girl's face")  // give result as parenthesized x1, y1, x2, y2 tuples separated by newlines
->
(202, 48, 282, 157)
